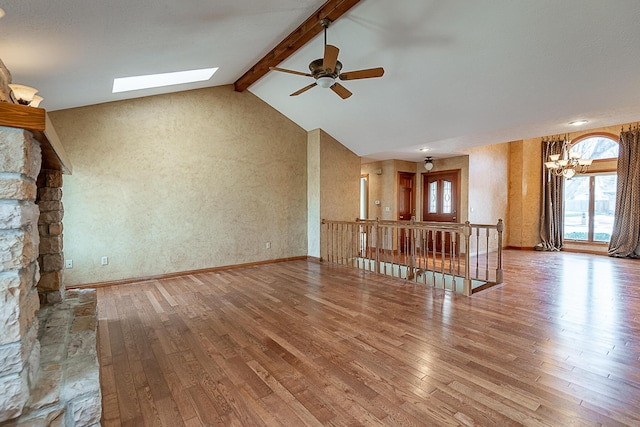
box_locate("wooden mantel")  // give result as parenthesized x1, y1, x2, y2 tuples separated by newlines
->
(0, 102, 72, 174)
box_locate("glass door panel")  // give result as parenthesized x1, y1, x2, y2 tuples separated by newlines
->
(563, 176, 590, 241)
(593, 175, 617, 242)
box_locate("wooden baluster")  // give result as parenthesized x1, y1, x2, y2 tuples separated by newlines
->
(392, 225, 397, 277)
(344, 223, 348, 265)
(455, 230, 461, 278)
(364, 223, 368, 268)
(382, 226, 388, 276)
(417, 228, 422, 282)
(331, 224, 340, 264)
(348, 223, 352, 267)
(475, 227, 480, 279)
(412, 227, 417, 281)
(328, 222, 332, 263)
(337, 223, 341, 264)
(447, 231, 452, 290)
(451, 232, 457, 290)
(352, 223, 357, 267)
(336, 223, 341, 265)
(342, 223, 346, 265)
(463, 221, 472, 295)
(496, 219, 504, 284)
(373, 218, 380, 273)
(440, 230, 446, 289)
(321, 220, 325, 262)
(485, 227, 490, 281)
(366, 224, 371, 270)
(431, 229, 437, 286)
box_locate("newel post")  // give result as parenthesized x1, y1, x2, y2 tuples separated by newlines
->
(463, 221, 472, 296)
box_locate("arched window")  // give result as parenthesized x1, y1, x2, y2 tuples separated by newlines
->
(569, 135, 618, 160)
(563, 134, 618, 243)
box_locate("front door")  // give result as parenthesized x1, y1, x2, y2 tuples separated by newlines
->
(398, 172, 415, 252)
(422, 170, 460, 252)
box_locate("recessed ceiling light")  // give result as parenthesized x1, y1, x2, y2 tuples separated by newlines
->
(112, 67, 218, 93)
(0, 8, 6, 19)
(568, 120, 588, 126)
(419, 148, 430, 152)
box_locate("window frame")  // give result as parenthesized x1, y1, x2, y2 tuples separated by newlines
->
(563, 133, 618, 244)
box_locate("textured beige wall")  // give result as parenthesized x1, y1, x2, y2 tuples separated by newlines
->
(508, 140, 525, 247)
(50, 85, 308, 285)
(361, 159, 426, 221)
(507, 139, 542, 248)
(307, 129, 360, 258)
(361, 160, 396, 220)
(464, 142, 509, 225)
(307, 130, 321, 257)
(319, 130, 360, 222)
(461, 143, 509, 253)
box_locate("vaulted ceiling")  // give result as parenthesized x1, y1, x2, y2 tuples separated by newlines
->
(2, 0, 640, 162)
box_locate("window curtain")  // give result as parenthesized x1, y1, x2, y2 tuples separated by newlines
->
(608, 126, 640, 258)
(536, 136, 565, 251)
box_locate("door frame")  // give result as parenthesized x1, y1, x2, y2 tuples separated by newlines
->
(421, 169, 461, 223)
(421, 169, 462, 254)
(397, 171, 416, 253)
(397, 171, 416, 221)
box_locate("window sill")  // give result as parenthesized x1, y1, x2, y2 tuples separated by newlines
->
(563, 240, 609, 255)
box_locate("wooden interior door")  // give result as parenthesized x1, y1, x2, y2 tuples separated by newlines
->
(398, 172, 415, 252)
(422, 170, 460, 252)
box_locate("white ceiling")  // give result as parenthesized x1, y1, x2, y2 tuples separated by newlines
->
(2, 0, 640, 162)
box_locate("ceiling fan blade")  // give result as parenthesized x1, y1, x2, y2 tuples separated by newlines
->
(290, 82, 317, 96)
(270, 67, 313, 77)
(339, 67, 385, 80)
(323, 45, 340, 73)
(330, 82, 352, 99)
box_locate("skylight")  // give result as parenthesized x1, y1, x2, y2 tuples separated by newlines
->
(112, 67, 219, 93)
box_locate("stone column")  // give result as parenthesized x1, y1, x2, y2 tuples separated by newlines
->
(37, 170, 65, 303)
(0, 127, 42, 422)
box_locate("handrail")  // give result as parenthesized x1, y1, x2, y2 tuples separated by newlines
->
(321, 218, 504, 296)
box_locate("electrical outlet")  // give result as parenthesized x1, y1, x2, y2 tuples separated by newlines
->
(101, 256, 109, 265)
(266, 242, 271, 249)
(65, 259, 73, 269)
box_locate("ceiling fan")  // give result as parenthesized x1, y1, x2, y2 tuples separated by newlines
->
(269, 19, 384, 99)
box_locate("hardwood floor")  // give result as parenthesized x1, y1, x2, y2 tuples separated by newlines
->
(96, 250, 640, 426)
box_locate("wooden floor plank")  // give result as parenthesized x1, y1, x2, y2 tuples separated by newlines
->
(97, 250, 640, 426)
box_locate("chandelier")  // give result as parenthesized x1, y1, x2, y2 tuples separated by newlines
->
(544, 136, 592, 179)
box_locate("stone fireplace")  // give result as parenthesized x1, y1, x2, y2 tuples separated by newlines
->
(0, 125, 42, 422)
(1, 61, 101, 426)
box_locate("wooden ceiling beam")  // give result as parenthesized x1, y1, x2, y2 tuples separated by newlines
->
(233, 0, 362, 92)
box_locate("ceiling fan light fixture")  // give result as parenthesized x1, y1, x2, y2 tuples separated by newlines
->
(317, 76, 335, 88)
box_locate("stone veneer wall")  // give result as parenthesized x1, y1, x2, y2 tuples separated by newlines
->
(0, 127, 42, 422)
(36, 169, 65, 304)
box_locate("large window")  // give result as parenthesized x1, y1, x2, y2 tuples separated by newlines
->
(563, 136, 618, 243)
